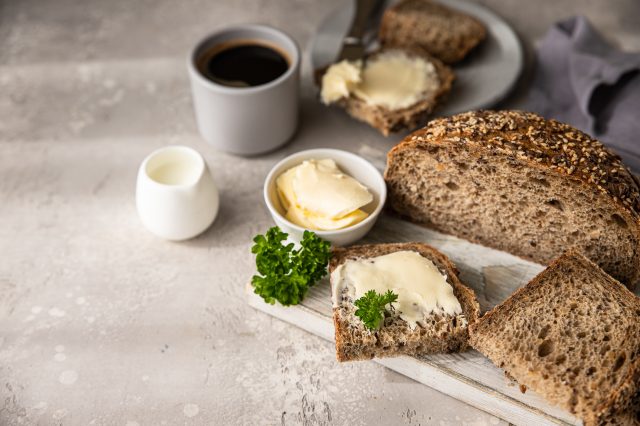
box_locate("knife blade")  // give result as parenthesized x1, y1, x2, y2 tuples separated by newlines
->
(336, 0, 387, 62)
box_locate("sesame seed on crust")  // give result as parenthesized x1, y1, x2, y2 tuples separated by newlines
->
(396, 110, 640, 219)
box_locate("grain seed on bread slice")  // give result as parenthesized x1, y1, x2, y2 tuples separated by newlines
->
(331, 242, 479, 362)
(469, 250, 640, 425)
(384, 110, 640, 288)
(318, 47, 454, 136)
(379, 0, 487, 64)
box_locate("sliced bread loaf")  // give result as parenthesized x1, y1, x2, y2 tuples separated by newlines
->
(379, 0, 487, 64)
(469, 250, 640, 425)
(331, 242, 479, 362)
(384, 110, 640, 288)
(319, 47, 454, 136)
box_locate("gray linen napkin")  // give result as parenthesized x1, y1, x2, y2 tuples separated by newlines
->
(527, 16, 640, 172)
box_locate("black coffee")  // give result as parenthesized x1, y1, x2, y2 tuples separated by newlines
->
(198, 41, 289, 88)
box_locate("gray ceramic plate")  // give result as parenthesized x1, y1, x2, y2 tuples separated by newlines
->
(309, 0, 524, 116)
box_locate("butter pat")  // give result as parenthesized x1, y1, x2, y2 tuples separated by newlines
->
(331, 251, 462, 329)
(321, 50, 439, 111)
(276, 159, 373, 231)
(320, 60, 362, 105)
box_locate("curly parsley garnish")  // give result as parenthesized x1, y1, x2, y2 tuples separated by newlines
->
(251, 226, 331, 306)
(354, 289, 398, 330)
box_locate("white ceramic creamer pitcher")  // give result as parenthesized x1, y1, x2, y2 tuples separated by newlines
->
(136, 145, 219, 240)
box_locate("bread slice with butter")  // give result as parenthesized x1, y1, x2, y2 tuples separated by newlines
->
(319, 47, 454, 136)
(330, 242, 479, 362)
(469, 250, 640, 425)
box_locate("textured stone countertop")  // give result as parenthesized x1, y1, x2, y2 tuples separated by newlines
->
(1, 1, 638, 425)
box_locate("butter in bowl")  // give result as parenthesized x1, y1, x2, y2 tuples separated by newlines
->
(263, 149, 386, 246)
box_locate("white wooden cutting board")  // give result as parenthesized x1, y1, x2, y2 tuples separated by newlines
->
(247, 214, 640, 425)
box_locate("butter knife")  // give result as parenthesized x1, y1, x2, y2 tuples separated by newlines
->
(336, 0, 387, 62)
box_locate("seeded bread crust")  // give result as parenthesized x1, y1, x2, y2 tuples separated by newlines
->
(401, 111, 640, 214)
(384, 110, 640, 287)
(330, 242, 479, 362)
(469, 250, 640, 425)
(320, 46, 455, 136)
(379, 0, 487, 64)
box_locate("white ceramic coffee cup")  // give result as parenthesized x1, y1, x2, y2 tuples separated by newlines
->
(187, 25, 300, 156)
(136, 145, 219, 241)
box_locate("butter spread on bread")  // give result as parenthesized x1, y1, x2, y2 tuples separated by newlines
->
(317, 47, 454, 136)
(321, 50, 440, 111)
(320, 60, 362, 105)
(276, 159, 372, 231)
(331, 250, 462, 329)
(330, 243, 479, 362)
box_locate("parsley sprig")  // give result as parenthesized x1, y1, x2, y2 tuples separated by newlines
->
(251, 226, 331, 306)
(354, 289, 398, 330)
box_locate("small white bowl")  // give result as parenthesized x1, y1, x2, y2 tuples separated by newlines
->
(263, 148, 386, 246)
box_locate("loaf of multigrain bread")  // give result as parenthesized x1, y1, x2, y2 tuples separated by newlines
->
(470, 250, 640, 426)
(330, 242, 479, 362)
(384, 110, 640, 288)
(379, 0, 487, 64)
(320, 47, 454, 136)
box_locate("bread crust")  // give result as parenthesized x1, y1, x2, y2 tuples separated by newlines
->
(384, 110, 640, 286)
(379, 0, 487, 64)
(330, 242, 480, 362)
(388, 111, 640, 218)
(469, 250, 640, 425)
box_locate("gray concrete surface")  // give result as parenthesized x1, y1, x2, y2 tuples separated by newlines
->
(0, 0, 638, 425)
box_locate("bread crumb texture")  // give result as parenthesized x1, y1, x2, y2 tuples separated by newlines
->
(470, 251, 640, 425)
(413, 111, 640, 217)
(379, 0, 487, 64)
(330, 243, 479, 362)
(385, 110, 640, 286)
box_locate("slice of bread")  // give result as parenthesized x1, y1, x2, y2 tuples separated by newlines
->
(330, 242, 479, 362)
(384, 110, 640, 288)
(469, 250, 640, 425)
(319, 47, 454, 136)
(379, 0, 487, 64)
